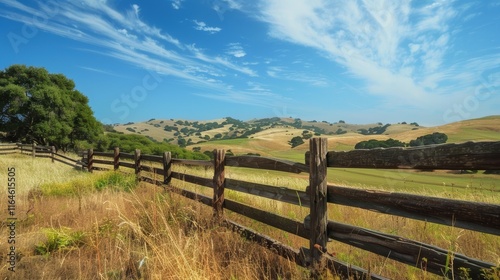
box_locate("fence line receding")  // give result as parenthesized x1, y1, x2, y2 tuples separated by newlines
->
(1, 140, 499, 279)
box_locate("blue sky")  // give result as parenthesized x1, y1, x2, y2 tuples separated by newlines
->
(1, 0, 499, 126)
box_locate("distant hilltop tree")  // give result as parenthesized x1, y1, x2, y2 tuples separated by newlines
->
(409, 132, 447, 146)
(357, 124, 391, 135)
(354, 138, 406, 149)
(289, 136, 304, 148)
(354, 132, 448, 150)
(335, 128, 347, 135)
(0, 64, 102, 151)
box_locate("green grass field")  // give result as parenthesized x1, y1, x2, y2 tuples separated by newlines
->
(328, 168, 500, 201)
(1, 149, 499, 279)
(447, 127, 500, 143)
(205, 137, 252, 146)
(3, 114, 500, 278)
(0, 155, 310, 280)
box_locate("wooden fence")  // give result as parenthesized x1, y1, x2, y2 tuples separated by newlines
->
(1, 140, 499, 279)
(0, 143, 85, 168)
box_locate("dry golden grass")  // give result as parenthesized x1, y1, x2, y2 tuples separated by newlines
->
(115, 118, 235, 143)
(193, 137, 294, 158)
(0, 153, 91, 195)
(0, 189, 309, 279)
(113, 115, 500, 159)
(170, 164, 500, 279)
(113, 122, 171, 142)
(0, 155, 308, 280)
(1, 154, 498, 279)
(326, 204, 500, 279)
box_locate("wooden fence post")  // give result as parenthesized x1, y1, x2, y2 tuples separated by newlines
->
(32, 142, 36, 158)
(213, 149, 226, 219)
(113, 147, 120, 171)
(87, 149, 94, 173)
(134, 149, 141, 180)
(51, 146, 55, 163)
(163, 152, 172, 185)
(308, 138, 328, 274)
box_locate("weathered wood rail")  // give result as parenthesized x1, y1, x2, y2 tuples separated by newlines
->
(0, 143, 85, 167)
(81, 140, 500, 279)
(1, 140, 499, 279)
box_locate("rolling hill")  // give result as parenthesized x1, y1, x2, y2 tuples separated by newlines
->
(112, 115, 500, 161)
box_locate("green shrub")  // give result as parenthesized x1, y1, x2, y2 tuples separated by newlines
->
(35, 227, 86, 256)
(40, 178, 93, 197)
(94, 172, 136, 192)
(40, 172, 137, 196)
(409, 132, 448, 146)
(355, 138, 406, 149)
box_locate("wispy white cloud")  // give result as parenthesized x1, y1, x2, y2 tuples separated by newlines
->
(69, 0, 183, 48)
(226, 43, 246, 58)
(267, 66, 328, 87)
(212, 0, 245, 19)
(246, 81, 271, 92)
(0, 0, 272, 107)
(79, 66, 123, 78)
(187, 44, 257, 76)
(258, 0, 494, 111)
(194, 88, 289, 109)
(171, 0, 184, 10)
(116, 28, 137, 40)
(0, 0, 45, 17)
(222, 0, 243, 10)
(193, 20, 221, 34)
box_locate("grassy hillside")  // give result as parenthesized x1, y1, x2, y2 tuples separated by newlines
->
(113, 115, 500, 161)
(1, 152, 498, 279)
(0, 155, 308, 279)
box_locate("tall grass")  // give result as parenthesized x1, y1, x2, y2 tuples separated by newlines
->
(0, 155, 307, 279)
(169, 163, 499, 279)
(0, 154, 498, 279)
(0, 153, 92, 195)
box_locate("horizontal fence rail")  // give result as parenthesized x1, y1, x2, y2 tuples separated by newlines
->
(306, 141, 500, 170)
(0, 143, 85, 168)
(225, 178, 310, 207)
(2, 140, 499, 279)
(226, 155, 309, 173)
(325, 185, 500, 235)
(323, 220, 493, 279)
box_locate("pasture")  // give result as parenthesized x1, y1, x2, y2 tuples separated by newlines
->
(0, 155, 308, 280)
(0, 140, 499, 279)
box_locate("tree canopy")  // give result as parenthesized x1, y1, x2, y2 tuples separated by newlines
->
(409, 132, 448, 146)
(354, 138, 406, 149)
(0, 65, 102, 151)
(104, 133, 209, 159)
(289, 136, 304, 148)
(354, 133, 449, 149)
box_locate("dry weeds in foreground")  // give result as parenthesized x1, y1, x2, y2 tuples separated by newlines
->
(0, 156, 310, 279)
(1, 155, 499, 279)
(0, 175, 309, 279)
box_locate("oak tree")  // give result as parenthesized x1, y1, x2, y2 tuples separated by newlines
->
(0, 65, 102, 151)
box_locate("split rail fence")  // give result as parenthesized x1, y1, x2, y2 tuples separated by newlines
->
(0, 143, 85, 168)
(1, 140, 499, 279)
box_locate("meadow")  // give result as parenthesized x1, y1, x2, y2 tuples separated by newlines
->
(0, 146, 499, 279)
(0, 155, 309, 280)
